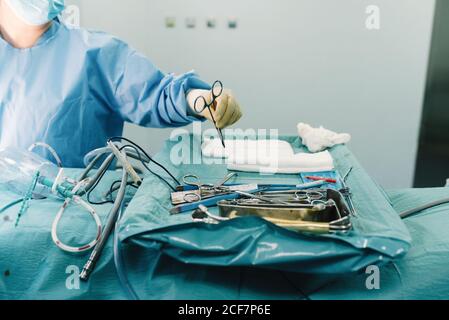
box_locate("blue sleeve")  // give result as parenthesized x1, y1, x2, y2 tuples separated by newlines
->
(97, 37, 210, 128)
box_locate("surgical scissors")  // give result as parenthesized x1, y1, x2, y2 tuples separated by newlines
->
(194, 80, 226, 148)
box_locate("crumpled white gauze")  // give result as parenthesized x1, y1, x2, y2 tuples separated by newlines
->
(297, 123, 351, 153)
(201, 138, 334, 174)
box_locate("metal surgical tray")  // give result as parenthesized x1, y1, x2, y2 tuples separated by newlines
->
(218, 189, 353, 234)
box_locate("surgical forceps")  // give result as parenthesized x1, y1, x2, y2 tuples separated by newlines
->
(254, 189, 326, 205)
(294, 190, 326, 205)
(181, 172, 237, 203)
(340, 167, 357, 216)
(194, 80, 226, 148)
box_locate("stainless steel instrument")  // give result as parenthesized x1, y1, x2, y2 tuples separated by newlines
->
(215, 189, 352, 234)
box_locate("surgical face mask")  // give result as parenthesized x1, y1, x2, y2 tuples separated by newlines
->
(5, 0, 65, 26)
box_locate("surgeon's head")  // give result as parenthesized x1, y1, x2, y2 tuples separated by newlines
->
(2, 0, 65, 26)
(0, 0, 64, 48)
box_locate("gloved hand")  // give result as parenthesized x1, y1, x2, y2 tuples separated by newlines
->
(187, 89, 243, 129)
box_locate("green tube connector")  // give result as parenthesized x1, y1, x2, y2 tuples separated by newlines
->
(39, 177, 74, 198)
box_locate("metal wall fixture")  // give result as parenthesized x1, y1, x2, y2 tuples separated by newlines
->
(165, 17, 176, 29)
(185, 17, 197, 29)
(228, 17, 238, 29)
(164, 16, 239, 29)
(206, 17, 217, 29)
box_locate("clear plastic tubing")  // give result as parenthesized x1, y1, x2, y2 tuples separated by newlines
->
(0, 146, 72, 198)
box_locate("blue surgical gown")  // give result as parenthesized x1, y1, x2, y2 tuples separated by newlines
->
(0, 20, 209, 167)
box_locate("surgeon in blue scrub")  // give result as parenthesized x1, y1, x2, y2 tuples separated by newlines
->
(0, 0, 243, 167)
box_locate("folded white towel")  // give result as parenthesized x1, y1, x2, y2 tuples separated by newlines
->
(201, 138, 334, 174)
(201, 139, 294, 159)
(227, 151, 334, 174)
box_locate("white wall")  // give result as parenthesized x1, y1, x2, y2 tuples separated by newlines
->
(69, 0, 435, 188)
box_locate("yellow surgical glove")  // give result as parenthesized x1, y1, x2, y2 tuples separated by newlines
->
(187, 89, 243, 129)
